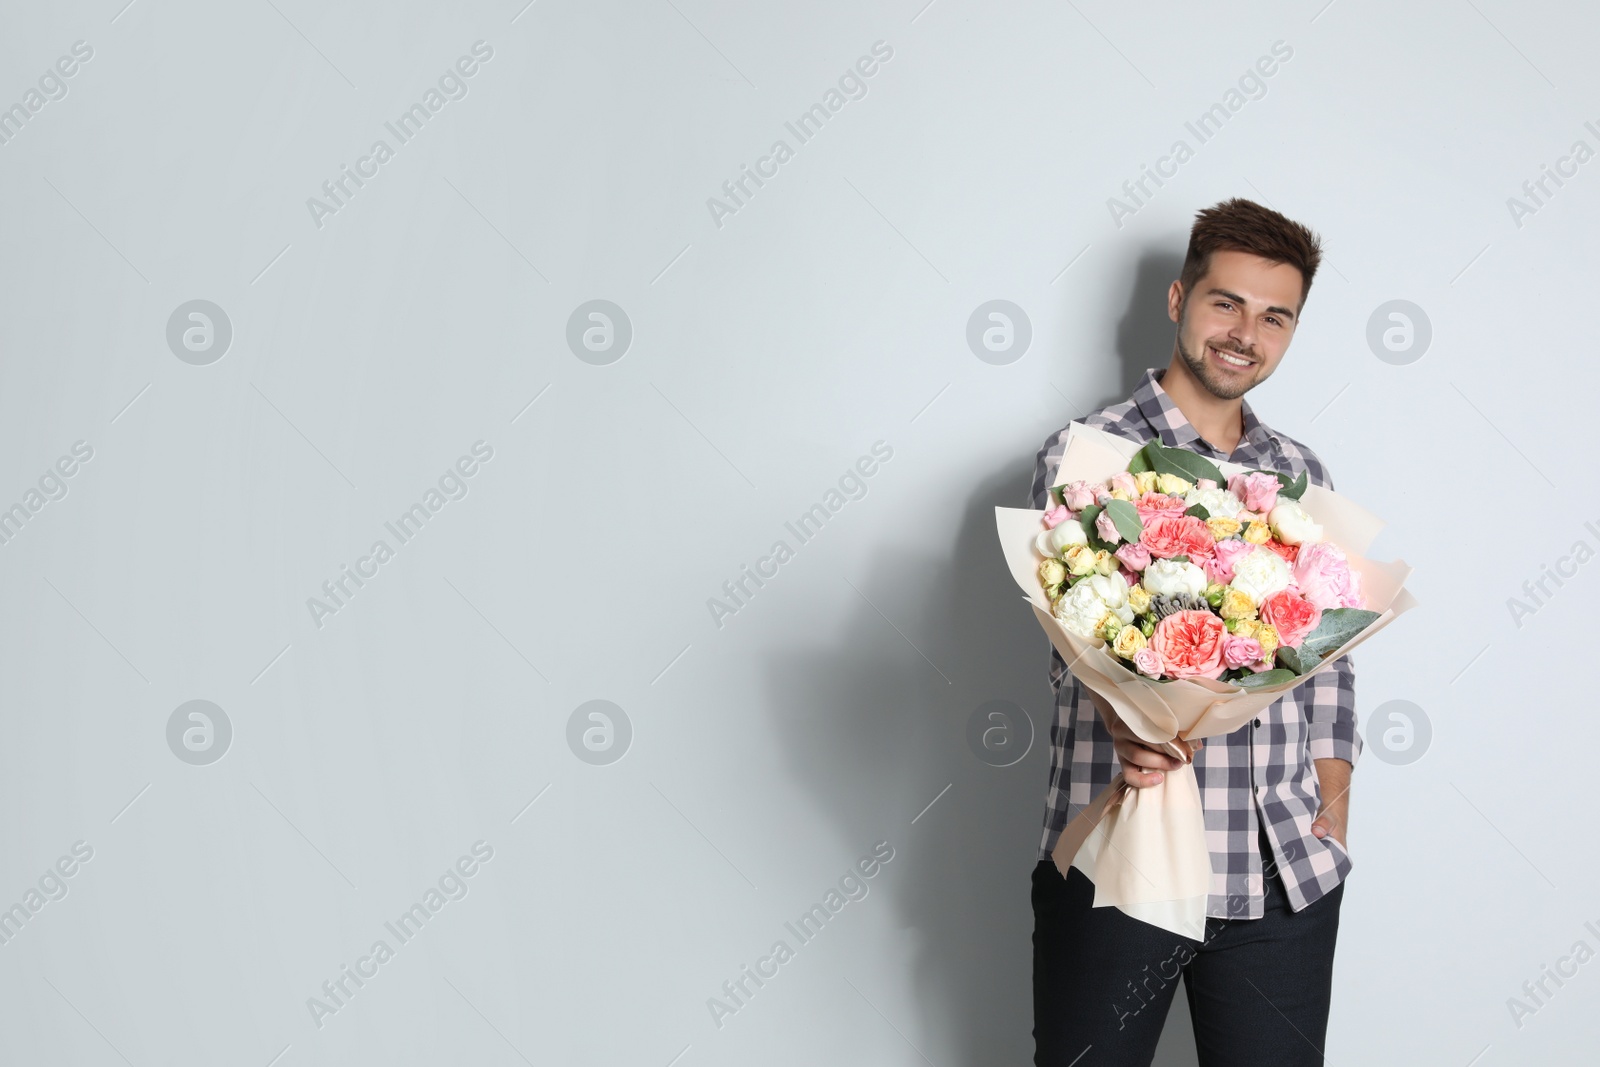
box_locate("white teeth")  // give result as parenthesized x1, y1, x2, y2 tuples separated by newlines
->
(1213, 347, 1250, 367)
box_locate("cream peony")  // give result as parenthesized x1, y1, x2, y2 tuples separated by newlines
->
(1267, 500, 1324, 545)
(1228, 545, 1292, 604)
(1184, 485, 1244, 518)
(1052, 572, 1135, 637)
(1036, 519, 1088, 558)
(1141, 557, 1208, 598)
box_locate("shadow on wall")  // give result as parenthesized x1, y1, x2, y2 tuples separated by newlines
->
(761, 250, 1201, 1066)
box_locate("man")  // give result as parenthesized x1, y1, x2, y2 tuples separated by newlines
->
(1029, 198, 1361, 1066)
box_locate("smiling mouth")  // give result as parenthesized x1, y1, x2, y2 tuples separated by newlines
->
(1210, 346, 1254, 369)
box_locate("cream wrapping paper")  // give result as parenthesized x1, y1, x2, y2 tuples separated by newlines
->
(997, 422, 1418, 937)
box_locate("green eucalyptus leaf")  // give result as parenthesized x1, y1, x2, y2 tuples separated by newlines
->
(1147, 439, 1226, 486)
(1185, 503, 1210, 521)
(1279, 470, 1308, 501)
(1103, 498, 1143, 542)
(1126, 445, 1153, 474)
(1275, 645, 1309, 676)
(1234, 668, 1297, 689)
(1298, 607, 1380, 661)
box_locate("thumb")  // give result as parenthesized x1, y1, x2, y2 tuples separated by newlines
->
(1310, 818, 1328, 838)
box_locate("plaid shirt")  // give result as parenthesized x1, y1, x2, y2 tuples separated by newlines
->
(1029, 367, 1362, 920)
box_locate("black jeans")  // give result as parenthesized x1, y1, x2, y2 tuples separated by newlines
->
(1032, 826, 1344, 1066)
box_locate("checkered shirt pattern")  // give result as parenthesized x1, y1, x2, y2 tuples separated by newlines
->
(1029, 367, 1362, 919)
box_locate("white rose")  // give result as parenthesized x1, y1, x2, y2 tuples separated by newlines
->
(1229, 545, 1292, 603)
(1184, 485, 1243, 518)
(1267, 500, 1324, 545)
(1141, 558, 1208, 598)
(1036, 518, 1088, 558)
(1051, 572, 1134, 636)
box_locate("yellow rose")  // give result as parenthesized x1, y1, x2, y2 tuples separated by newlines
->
(1112, 624, 1148, 660)
(1206, 516, 1242, 541)
(1155, 472, 1192, 495)
(1219, 587, 1257, 620)
(1039, 558, 1067, 588)
(1242, 519, 1271, 544)
(1109, 487, 1133, 501)
(1255, 623, 1280, 659)
(1063, 544, 1099, 576)
(1126, 584, 1152, 615)
(1230, 618, 1259, 639)
(1093, 549, 1119, 576)
(1134, 470, 1159, 495)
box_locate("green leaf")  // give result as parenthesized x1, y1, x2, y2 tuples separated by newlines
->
(1279, 470, 1308, 501)
(1048, 484, 1066, 507)
(1125, 444, 1153, 474)
(1275, 645, 1309, 675)
(1298, 607, 1380, 661)
(1103, 498, 1143, 542)
(1146, 439, 1225, 486)
(1234, 668, 1297, 689)
(1185, 503, 1210, 521)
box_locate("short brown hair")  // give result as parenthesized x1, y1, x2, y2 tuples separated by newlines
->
(1178, 198, 1324, 313)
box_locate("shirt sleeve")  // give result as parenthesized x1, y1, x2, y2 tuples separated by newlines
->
(1303, 652, 1362, 767)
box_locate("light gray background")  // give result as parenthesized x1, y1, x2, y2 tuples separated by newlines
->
(1, 1, 1593, 1064)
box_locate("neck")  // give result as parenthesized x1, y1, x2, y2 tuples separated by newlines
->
(1159, 355, 1244, 455)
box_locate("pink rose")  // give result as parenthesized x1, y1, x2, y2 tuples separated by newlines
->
(1202, 537, 1254, 585)
(1060, 480, 1098, 510)
(1095, 509, 1123, 545)
(1222, 633, 1264, 670)
(1111, 471, 1139, 497)
(1133, 491, 1190, 525)
(1114, 541, 1152, 571)
(1259, 589, 1323, 648)
(1228, 471, 1281, 513)
(1292, 541, 1364, 610)
(1140, 514, 1216, 560)
(1133, 646, 1164, 678)
(1148, 610, 1229, 680)
(1197, 477, 1218, 490)
(1118, 564, 1141, 588)
(1042, 504, 1070, 529)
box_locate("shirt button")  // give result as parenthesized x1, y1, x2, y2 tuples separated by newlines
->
(1253, 718, 1261, 727)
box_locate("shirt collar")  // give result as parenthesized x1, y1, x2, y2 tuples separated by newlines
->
(1133, 366, 1280, 458)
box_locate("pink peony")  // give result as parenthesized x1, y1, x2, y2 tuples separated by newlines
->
(1259, 589, 1323, 648)
(1042, 504, 1070, 529)
(1222, 633, 1264, 670)
(1114, 541, 1152, 571)
(1133, 646, 1164, 678)
(1292, 541, 1364, 610)
(1140, 514, 1216, 560)
(1148, 610, 1229, 679)
(1060, 480, 1098, 510)
(1228, 471, 1281, 514)
(1203, 537, 1255, 585)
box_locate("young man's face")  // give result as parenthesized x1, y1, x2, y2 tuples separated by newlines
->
(1167, 248, 1303, 400)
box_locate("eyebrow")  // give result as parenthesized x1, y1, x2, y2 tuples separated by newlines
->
(1205, 287, 1297, 323)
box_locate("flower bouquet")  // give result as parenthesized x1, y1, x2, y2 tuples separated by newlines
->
(996, 422, 1416, 937)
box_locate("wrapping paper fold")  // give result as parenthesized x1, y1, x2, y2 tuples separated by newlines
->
(999, 422, 1418, 937)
